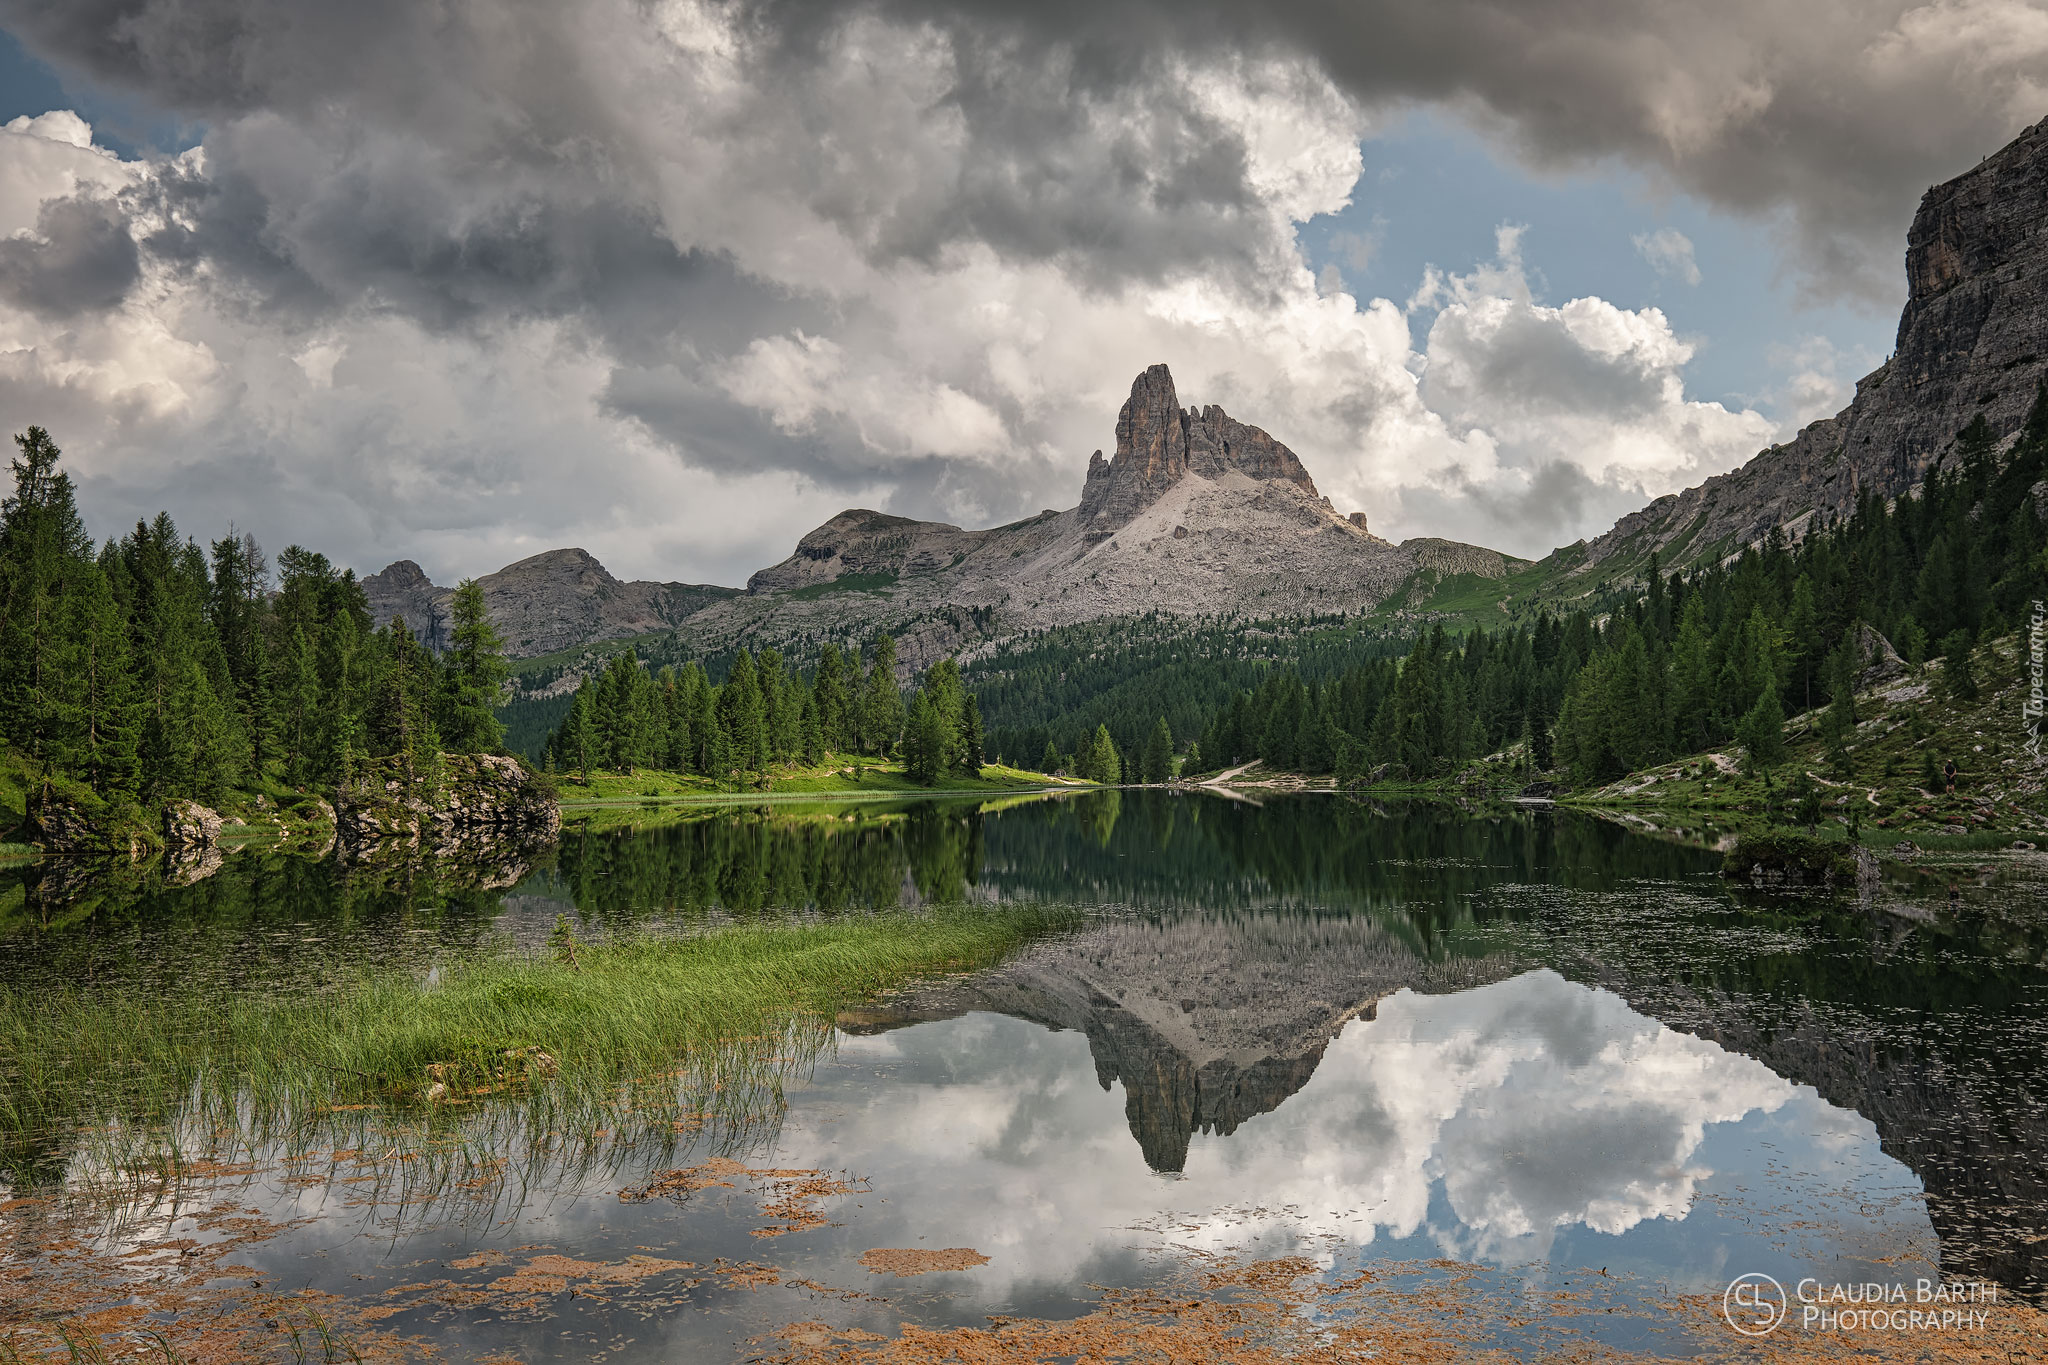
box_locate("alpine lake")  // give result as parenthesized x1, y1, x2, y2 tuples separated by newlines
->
(4, 791, 2047, 1363)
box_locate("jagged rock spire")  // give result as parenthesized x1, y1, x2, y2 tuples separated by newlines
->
(1079, 364, 1321, 532)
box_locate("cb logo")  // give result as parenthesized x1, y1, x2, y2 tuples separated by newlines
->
(1723, 1273, 1787, 1336)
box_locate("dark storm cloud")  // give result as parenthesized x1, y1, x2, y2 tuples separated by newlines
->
(10, 0, 2035, 304)
(0, 0, 2029, 581)
(854, 37, 1266, 285)
(0, 0, 1281, 297)
(0, 192, 139, 315)
(757, 0, 2046, 299)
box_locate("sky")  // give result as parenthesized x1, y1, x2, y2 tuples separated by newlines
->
(0, 1, 2043, 586)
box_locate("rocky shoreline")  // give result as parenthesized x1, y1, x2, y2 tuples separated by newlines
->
(14, 752, 563, 888)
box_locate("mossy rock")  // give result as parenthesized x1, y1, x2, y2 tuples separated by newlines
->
(1721, 831, 1856, 886)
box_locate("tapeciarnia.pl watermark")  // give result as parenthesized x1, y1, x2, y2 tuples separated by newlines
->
(2029, 599, 2046, 760)
(1722, 1274, 1998, 1337)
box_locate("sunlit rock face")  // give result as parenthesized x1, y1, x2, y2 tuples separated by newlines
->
(1589, 112, 2048, 570)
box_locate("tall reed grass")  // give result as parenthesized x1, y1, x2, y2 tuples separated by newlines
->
(0, 906, 1075, 1152)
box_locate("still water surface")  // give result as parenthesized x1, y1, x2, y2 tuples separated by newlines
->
(3, 791, 2046, 1361)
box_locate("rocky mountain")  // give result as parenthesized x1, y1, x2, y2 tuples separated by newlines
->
(1586, 112, 2048, 572)
(692, 363, 1521, 666)
(362, 548, 736, 657)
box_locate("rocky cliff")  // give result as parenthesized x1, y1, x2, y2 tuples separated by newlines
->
(373, 365, 1524, 674)
(1587, 112, 2048, 571)
(363, 548, 736, 657)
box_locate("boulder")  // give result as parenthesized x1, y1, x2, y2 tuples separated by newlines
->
(26, 792, 144, 860)
(333, 752, 561, 861)
(1852, 623, 1908, 691)
(163, 799, 223, 851)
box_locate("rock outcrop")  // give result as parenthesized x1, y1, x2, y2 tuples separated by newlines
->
(333, 753, 561, 859)
(364, 549, 737, 657)
(24, 788, 148, 860)
(1587, 112, 2048, 572)
(1852, 623, 1908, 690)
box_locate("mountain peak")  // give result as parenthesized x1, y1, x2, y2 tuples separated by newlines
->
(366, 558, 433, 590)
(1079, 364, 1321, 531)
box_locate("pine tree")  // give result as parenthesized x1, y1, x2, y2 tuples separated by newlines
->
(558, 689, 594, 780)
(904, 692, 946, 785)
(0, 426, 92, 762)
(1784, 574, 1821, 712)
(799, 689, 825, 765)
(961, 693, 985, 774)
(719, 651, 769, 773)
(860, 636, 904, 755)
(813, 643, 851, 752)
(1789, 768, 1823, 832)
(368, 617, 441, 774)
(689, 676, 724, 777)
(1081, 724, 1121, 784)
(123, 514, 248, 798)
(316, 606, 365, 786)
(1040, 737, 1063, 774)
(1938, 629, 1979, 701)
(1737, 682, 1786, 775)
(209, 530, 271, 768)
(57, 559, 141, 797)
(440, 578, 507, 753)
(1141, 716, 1173, 783)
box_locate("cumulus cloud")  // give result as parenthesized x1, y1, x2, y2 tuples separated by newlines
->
(0, 0, 2004, 578)
(1348, 226, 1777, 552)
(1633, 227, 1701, 285)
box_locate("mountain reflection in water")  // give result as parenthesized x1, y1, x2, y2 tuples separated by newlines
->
(3, 789, 2046, 1364)
(808, 969, 1913, 1297)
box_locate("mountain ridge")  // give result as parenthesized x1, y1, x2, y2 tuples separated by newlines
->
(378, 364, 1524, 664)
(362, 547, 736, 657)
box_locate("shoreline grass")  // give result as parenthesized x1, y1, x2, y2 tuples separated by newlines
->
(551, 755, 1089, 804)
(0, 905, 1076, 1147)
